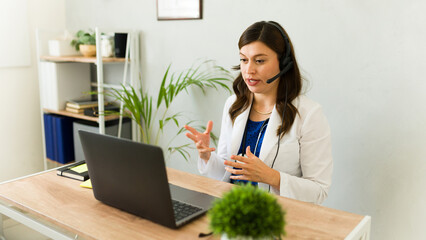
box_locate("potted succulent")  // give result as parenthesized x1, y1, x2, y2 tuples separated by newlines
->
(208, 184, 286, 240)
(71, 30, 96, 57)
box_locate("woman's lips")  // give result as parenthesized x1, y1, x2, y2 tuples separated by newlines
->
(246, 78, 260, 86)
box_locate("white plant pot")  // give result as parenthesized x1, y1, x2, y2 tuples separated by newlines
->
(221, 234, 274, 240)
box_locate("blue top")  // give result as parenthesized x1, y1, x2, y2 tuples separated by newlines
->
(231, 118, 269, 186)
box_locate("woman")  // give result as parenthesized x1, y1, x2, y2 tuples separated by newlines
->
(184, 21, 332, 204)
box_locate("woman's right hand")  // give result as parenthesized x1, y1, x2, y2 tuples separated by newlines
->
(184, 121, 215, 162)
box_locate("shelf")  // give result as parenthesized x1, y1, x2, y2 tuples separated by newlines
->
(38, 29, 139, 171)
(43, 108, 121, 122)
(40, 55, 127, 64)
(46, 158, 75, 169)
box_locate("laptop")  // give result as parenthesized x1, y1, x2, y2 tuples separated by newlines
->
(78, 130, 217, 229)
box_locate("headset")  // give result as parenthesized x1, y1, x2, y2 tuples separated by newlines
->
(265, 21, 294, 84)
(263, 21, 294, 192)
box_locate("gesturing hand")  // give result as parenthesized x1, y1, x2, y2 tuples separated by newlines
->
(224, 146, 280, 188)
(184, 121, 215, 162)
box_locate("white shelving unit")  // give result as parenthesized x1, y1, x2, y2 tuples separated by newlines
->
(35, 28, 140, 170)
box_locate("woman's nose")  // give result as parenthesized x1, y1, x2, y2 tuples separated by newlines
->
(245, 61, 255, 74)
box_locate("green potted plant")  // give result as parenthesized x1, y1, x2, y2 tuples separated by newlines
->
(104, 60, 233, 161)
(208, 184, 286, 240)
(71, 30, 96, 57)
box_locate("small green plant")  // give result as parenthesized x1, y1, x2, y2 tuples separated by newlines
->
(70, 30, 96, 51)
(208, 184, 286, 239)
(105, 60, 233, 161)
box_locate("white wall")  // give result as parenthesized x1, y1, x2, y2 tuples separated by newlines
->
(1, 0, 421, 238)
(0, 0, 66, 182)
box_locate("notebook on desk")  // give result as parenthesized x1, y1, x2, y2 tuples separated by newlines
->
(78, 130, 217, 229)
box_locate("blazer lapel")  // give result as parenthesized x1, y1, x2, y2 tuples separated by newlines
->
(259, 105, 281, 166)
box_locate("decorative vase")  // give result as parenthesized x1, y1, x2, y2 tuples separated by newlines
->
(79, 44, 96, 57)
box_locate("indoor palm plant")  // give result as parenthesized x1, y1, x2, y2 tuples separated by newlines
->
(208, 184, 286, 240)
(106, 60, 233, 161)
(70, 29, 96, 57)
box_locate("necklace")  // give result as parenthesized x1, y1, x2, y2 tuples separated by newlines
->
(253, 107, 272, 115)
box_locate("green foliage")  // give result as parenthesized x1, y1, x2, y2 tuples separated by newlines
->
(208, 184, 286, 239)
(70, 30, 96, 51)
(105, 60, 232, 161)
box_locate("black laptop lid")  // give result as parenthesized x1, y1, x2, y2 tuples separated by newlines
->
(79, 130, 176, 228)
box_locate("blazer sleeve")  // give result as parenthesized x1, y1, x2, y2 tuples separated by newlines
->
(275, 105, 333, 204)
(197, 96, 234, 180)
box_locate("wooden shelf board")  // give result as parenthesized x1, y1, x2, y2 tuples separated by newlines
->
(40, 55, 126, 63)
(46, 158, 75, 169)
(43, 108, 120, 122)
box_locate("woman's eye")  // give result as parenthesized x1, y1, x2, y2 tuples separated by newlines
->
(256, 59, 265, 64)
(240, 59, 248, 63)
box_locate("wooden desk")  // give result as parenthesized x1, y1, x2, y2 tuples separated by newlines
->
(0, 168, 369, 239)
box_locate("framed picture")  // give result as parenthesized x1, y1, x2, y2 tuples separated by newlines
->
(157, 0, 202, 20)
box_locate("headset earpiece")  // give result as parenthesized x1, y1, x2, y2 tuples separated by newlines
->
(265, 22, 294, 84)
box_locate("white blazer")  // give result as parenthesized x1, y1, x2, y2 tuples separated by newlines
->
(198, 95, 333, 204)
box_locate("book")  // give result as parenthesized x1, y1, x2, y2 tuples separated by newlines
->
(57, 161, 89, 181)
(51, 115, 59, 162)
(66, 100, 99, 109)
(65, 107, 85, 114)
(53, 115, 75, 164)
(43, 114, 55, 160)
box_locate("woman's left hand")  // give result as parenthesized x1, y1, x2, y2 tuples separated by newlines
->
(224, 146, 280, 188)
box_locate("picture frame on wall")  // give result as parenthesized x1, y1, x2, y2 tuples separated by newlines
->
(157, 0, 202, 20)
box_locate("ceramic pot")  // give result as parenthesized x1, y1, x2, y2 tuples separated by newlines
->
(221, 234, 275, 240)
(79, 44, 96, 57)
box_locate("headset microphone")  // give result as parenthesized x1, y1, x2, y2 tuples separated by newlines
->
(265, 22, 294, 84)
(266, 61, 294, 84)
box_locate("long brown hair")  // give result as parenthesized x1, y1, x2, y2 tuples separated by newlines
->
(229, 21, 302, 137)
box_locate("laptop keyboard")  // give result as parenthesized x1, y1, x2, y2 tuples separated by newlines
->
(172, 199, 203, 222)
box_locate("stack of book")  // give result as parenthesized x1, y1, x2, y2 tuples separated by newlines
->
(43, 113, 75, 164)
(65, 99, 104, 114)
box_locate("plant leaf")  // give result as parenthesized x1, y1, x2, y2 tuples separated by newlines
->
(157, 64, 171, 108)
